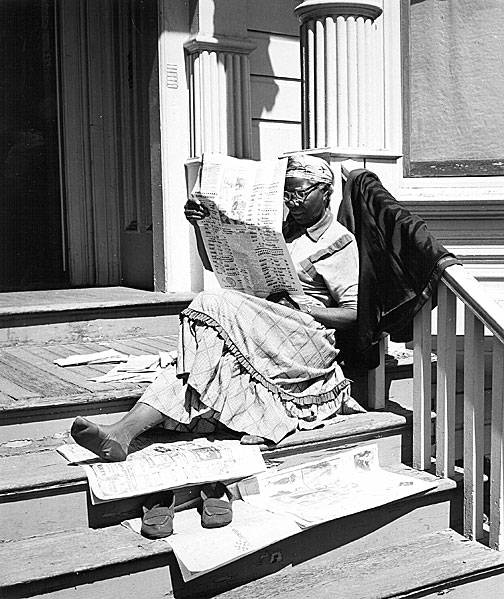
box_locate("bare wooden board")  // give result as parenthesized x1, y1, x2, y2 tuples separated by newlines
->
(3, 526, 504, 599)
(214, 529, 504, 599)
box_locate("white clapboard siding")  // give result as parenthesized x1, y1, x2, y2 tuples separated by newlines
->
(250, 76, 301, 121)
(252, 121, 301, 159)
(249, 32, 301, 79)
(247, 0, 300, 36)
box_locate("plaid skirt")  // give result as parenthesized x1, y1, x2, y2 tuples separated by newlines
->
(139, 289, 364, 443)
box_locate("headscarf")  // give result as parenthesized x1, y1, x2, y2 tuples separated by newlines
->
(286, 153, 334, 186)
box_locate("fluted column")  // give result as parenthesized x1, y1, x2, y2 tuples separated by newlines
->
(185, 37, 255, 158)
(295, 0, 384, 150)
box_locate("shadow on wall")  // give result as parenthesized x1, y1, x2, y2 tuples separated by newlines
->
(212, 0, 280, 158)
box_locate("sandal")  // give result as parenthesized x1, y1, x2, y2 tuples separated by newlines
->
(200, 482, 233, 529)
(141, 491, 175, 539)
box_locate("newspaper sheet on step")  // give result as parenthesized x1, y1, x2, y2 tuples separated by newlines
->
(122, 501, 301, 582)
(238, 444, 437, 527)
(57, 438, 266, 504)
(192, 153, 303, 298)
(118, 444, 437, 581)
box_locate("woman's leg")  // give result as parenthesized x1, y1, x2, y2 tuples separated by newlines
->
(70, 402, 165, 461)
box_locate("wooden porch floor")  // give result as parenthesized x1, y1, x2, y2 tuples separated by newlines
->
(0, 334, 178, 411)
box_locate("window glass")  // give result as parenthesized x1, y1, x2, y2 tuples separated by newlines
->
(406, 0, 504, 176)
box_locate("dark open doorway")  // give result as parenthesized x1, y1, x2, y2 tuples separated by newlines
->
(0, 0, 66, 291)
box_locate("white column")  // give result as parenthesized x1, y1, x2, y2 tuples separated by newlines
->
(295, 0, 383, 150)
(185, 37, 255, 158)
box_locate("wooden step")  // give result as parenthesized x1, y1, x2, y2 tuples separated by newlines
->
(0, 473, 462, 599)
(0, 287, 193, 346)
(0, 335, 179, 442)
(0, 411, 409, 541)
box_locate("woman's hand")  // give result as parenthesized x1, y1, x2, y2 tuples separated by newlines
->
(266, 291, 300, 310)
(184, 197, 209, 224)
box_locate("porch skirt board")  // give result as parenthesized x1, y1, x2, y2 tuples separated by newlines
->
(139, 289, 364, 443)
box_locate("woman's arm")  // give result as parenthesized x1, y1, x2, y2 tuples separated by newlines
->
(192, 221, 212, 271)
(184, 198, 212, 271)
(300, 305, 356, 330)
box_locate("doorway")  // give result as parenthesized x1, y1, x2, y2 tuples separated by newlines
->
(0, 0, 66, 291)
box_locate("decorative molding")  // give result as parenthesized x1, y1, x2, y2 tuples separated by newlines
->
(295, 1, 383, 23)
(399, 199, 504, 220)
(283, 146, 402, 160)
(184, 35, 256, 55)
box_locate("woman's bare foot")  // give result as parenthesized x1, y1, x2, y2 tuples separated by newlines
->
(71, 417, 130, 461)
(240, 434, 266, 445)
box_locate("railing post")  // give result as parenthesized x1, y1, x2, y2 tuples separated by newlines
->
(463, 308, 485, 541)
(413, 297, 432, 471)
(490, 339, 504, 550)
(436, 283, 457, 478)
(367, 334, 386, 410)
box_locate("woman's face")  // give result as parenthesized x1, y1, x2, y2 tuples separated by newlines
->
(284, 176, 328, 227)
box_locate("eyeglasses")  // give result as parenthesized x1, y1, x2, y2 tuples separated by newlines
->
(283, 182, 321, 207)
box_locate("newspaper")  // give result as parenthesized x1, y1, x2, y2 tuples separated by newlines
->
(88, 352, 177, 384)
(238, 444, 437, 527)
(192, 153, 303, 298)
(54, 350, 177, 384)
(122, 501, 301, 582)
(57, 438, 266, 504)
(54, 349, 129, 367)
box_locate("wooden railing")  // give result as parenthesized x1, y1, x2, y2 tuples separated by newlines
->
(371, 264, 504, 549)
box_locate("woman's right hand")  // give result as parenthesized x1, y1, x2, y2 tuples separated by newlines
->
(184, 197, 209, 224)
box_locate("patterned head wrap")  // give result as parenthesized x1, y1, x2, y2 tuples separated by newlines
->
(286, 153, 334, 186)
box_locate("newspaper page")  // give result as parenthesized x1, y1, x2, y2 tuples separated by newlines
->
(193, 153, 303, 298)
(122, 501, 301, 582)
(238, 444, 437, 527)
(57, 439, 266, 504)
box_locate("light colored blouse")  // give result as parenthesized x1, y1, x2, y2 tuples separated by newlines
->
(285, 210, 359, 310)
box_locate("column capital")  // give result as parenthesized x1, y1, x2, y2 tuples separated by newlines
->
(184, 35, 256, 56)
(295, 1, 383, 23)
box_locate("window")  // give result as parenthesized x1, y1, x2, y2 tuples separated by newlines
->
(403, 0, 504, 177)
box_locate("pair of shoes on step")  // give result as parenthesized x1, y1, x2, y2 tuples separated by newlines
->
(141, 482, 233, 539)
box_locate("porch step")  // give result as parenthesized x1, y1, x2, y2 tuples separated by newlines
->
(0, 471, 462, 599)
(0, 411, 408, 540)
(0, 335, 179, 443)
(0, 287, 193, 346)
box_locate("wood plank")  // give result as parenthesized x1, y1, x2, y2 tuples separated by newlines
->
(367, 334, 386, 410)
(134, 337, 176, 352)
(117, 338, 165, 354)
(1, 387, 145, 412)
(463, 308, 485, 541)
(216, 530, 504, 599)
(102, 339, 146, 355)
(0, 353, 83, 397)
(0, 373, 38, 400)
(0, 287, 193, 314)
(490, 339, 504, 550)
(413, 297, 432, 470)
(436, 284, 457, 477)
(7, 346, 102, 393)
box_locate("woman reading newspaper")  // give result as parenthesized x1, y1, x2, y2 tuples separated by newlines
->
(71, 154, 363, 461)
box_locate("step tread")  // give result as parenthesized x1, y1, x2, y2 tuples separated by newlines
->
(216, 529, 504, 599)
(0, 411, 408, 494)
(0, 474, 457, 591)
(0, 335, 178, 410)
(1, 527, 496, 596)
(0, 287, 194, 317)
